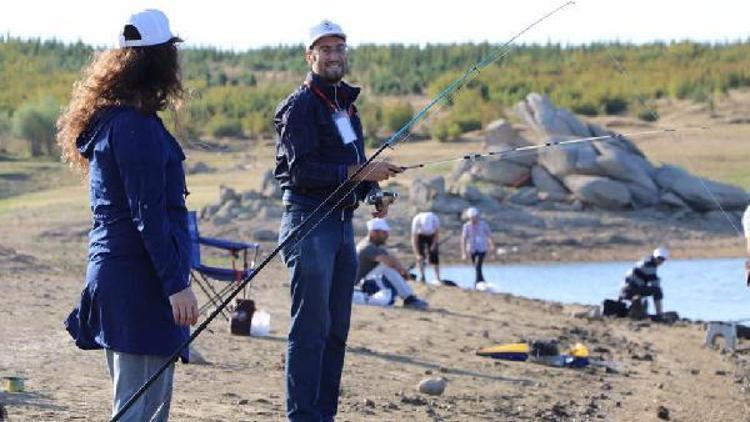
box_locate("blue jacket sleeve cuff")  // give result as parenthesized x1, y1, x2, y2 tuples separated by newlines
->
(162, 273, 190, 297)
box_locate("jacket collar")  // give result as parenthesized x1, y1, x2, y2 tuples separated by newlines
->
(305, 72, 360, 108)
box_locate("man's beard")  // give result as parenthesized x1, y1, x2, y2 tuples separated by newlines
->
(318, 61, 347, 83)
(371, 236, 386, 246)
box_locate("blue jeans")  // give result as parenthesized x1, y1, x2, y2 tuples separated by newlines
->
(105, 349, 174, 422)
(279, 208, 358, 421)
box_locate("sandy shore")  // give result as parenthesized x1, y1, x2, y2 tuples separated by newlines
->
(1, 223, 749, 421)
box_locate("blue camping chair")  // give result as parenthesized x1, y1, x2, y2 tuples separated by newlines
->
(187, 211, 260, 320)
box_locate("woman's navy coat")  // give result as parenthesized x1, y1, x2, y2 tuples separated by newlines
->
(65, 106, 191, 360)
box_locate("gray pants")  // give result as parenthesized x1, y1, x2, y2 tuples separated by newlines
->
(365, 264, 414, 299)
(105, 349, 175, 422)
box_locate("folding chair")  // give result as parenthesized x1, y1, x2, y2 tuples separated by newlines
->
(187, 211, 260, 321)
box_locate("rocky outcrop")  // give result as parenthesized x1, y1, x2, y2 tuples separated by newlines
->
(444, 92, 748, 213)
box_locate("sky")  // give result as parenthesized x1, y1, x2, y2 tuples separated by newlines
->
(1, 0, 748, 50)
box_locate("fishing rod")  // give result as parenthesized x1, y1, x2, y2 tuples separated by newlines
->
(110, 2, 576, 420)
(400, 128, 675, 171)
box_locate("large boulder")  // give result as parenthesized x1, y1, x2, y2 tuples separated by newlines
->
(506, 187, 539, 206)
(484, 119, 525, 149)
(219, 185, 240, 205)
(537, 140, 599, 178)
(660, 191, 690, 209)
(531, 165, 568, 195)
(457, 184, 487, 203)
(410, 176, 446, 208)
(592, 141, 659, 206)
(185, 161, 216, 175)
(430, 194, 470, 214)
(515, 93, 591, 137)
(261, 170, 282, 199)
(563, 175, 632, 210)
(470, 160, 530, 187)
(655, 165, 749, 211)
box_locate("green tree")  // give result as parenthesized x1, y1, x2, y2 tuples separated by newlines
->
(12, 97, 59, 157)
(383, 102, 414, 133)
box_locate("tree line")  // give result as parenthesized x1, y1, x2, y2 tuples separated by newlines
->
(2, 37, 749, 156)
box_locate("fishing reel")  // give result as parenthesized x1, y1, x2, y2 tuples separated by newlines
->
(365, 190, 398, 208)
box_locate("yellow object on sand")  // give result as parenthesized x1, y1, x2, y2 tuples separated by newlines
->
(566, 343, 589, 358)
(2, 376, 25, 393)
(477, 343, 529, 357)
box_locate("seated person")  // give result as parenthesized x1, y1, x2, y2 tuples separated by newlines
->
(619, 247, 669, 316)
(355, 218, 428, 310)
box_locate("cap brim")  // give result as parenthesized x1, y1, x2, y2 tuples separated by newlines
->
(308, 33, 346, 49)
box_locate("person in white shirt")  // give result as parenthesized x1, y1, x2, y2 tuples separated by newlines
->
(461, 207, 496, 288)
(411, 211, 441, 282)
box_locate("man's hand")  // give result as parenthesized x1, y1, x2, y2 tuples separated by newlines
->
(461, 253, 468, 261)
(371, 200, 390, 218)
(169, 286, 199, 326)
(348, 161, 402, 182)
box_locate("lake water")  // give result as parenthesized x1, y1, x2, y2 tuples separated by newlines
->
(435, 258, 750, 322)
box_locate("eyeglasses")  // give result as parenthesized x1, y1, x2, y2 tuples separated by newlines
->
(313, 44, 348, 55)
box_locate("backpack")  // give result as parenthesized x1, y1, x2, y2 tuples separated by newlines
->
(602, 299, 628, 318)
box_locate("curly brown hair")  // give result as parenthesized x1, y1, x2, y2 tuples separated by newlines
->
(57, 43, 184, 174)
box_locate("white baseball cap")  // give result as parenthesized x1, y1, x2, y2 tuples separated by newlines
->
(307, 20, 346, 50)
(466, 207, 480, 218)
(652, 247, 670, 260)
(119, 9, 182, 48)
(366, 218, 390, 232)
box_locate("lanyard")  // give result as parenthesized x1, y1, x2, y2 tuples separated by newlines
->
(304, 80, 354, 117)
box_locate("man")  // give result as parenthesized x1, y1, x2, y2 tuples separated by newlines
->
(357, 218, 429, 309)
(274, 20, 403, 421)
(619, 247, 669, 317)
(461, 207, 495, 288)
(411, 211, 441, 282)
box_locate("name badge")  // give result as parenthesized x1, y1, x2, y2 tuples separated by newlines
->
(333, 110, 357, 145)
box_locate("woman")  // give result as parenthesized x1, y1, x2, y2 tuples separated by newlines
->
(57, 9, 198, 421)
(461, 207, 496, 289)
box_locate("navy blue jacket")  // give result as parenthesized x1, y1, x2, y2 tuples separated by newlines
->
(274, 72, 375, 214)
(65, 106, 190, 361)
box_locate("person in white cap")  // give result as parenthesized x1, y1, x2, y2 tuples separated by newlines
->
(619, 247, 669, 317)
(58, 9, 195, 421)
(274, 20, 403, 421)
(355, 218, 429, 309)
(411, 211, 441, 282)
(461, 207, 496, 288)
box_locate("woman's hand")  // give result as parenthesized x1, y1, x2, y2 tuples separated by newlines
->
(169, 286, 199, 326)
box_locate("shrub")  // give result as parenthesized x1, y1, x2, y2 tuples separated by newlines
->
(383, 102, 414, 133)
(208, 116, 243, 138)
(12, 97, 59, 156)
(636, 108, 659, 122)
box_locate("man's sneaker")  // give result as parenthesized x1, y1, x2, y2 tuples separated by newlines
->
(403, 295, 429, 310)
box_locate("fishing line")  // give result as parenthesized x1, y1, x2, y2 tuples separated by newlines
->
(110, 2, 576, 420)
(604, 49, 744, 237)
(400, 128, 677, 171)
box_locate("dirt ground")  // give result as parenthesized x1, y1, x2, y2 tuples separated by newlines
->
(1, 211, 749, 421)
